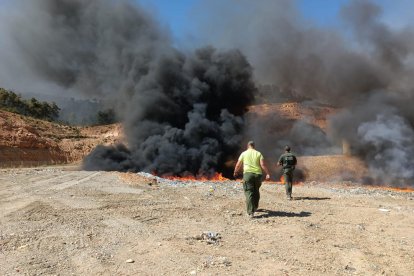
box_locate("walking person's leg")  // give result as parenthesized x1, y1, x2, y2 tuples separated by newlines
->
(243, 173, 255, 216)
(253, 174, 262, 211)
(284, 172, 292, 200)
(284, 171, 293, 200)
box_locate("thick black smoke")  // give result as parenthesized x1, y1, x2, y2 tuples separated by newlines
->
(85, 46, 255, 176)
(195, 0, 414, 186)
(0, 0, 255, 176)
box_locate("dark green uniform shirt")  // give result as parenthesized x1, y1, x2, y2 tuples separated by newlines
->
(278, 152, 297, 172)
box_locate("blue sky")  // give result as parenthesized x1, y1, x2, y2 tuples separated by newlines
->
(137, 0, 413, 43)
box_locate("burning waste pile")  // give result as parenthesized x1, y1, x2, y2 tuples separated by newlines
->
(1, 0, 414, 187)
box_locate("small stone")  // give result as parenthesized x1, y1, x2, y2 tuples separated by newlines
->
(125, 259, 135, 263)
(357, 224, 365, 231)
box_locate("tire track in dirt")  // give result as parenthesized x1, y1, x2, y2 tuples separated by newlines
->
(0, 171, 102, 217)
(49, 171, 101, 191)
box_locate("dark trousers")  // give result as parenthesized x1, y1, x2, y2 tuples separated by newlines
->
(243, 172, 263, 215)
(283, 171, 293, 197)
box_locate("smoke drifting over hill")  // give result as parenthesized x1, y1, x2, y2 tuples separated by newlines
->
(1, 0, 414, 184)
(0, 0, 255, 176)
(195, 0, 414, 185)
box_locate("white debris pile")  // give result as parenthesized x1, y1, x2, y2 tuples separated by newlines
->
(136, 172, 179, 186)
(136, 172, 241, 191)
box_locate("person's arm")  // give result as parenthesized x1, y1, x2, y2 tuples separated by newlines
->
(260, 159, 270, 180)
(233, 160, 243, 178)
(277, 155, 283, 167)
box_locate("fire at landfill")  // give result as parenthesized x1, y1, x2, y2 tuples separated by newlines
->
(0, 0, 414, 187)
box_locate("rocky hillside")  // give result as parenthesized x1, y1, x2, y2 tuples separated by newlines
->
(0, 105, 367, 183)
(248, 102, 338, 130)
(0, 110, 122, 167)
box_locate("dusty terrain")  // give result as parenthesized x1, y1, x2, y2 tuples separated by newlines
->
(1, 105, 413, 275)
(1, 166, 413, 275)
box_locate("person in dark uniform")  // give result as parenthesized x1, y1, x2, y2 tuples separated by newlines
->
(278, 145, 297, 200)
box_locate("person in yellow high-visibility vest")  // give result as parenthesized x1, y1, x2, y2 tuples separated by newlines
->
(234, 141, 270, 218)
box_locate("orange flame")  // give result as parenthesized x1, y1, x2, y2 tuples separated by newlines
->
(265, 175, 304, 186)
(268, 175, 284, 184)
(161, 172, 229, 182)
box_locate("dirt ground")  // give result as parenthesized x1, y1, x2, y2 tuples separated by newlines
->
(0, 167, 413, 276)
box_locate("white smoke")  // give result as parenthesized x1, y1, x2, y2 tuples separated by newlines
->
(358, 114, 414, 181)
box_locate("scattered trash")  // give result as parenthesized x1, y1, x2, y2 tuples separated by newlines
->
(357, 224, 365, 231)
(378, 208, 390, 212)
(135, 172, 242, 194)
(125, 259, 135, 263)
(189, 231, 222, 245)
(201, 231, 221, 244)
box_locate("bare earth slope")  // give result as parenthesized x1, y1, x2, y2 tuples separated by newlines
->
(248, 102, 337, 130)
(0, 167, 413, 275)
(0, 110, 122, 167)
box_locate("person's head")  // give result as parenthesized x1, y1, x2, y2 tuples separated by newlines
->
(247, 141, 255, 149)
(285, 145, 291, 152)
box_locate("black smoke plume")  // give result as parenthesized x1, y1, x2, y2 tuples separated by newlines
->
(0, 0, 255, 176)
(85, 46, 255, 176)
(195, 0, 414, 186)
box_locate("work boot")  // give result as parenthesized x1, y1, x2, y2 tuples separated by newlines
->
(287, 195, 292, 200)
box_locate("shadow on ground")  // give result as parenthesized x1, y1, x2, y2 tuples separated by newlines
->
(294, 196, 331, 201)
(256, 209, 312, 218)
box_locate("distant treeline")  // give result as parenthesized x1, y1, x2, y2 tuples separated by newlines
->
(0, 88, 60, 121)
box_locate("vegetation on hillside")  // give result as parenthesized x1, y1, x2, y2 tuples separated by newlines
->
(97, 109, 116, 125)
(0, 88, 119, 126)
(0, 88, 60, 121)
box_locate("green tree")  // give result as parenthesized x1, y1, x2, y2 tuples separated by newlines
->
(97, 109, 116, 125)
(0, 88, 60, 121)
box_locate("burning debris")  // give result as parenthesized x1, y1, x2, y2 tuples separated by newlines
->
(136, 172, 234, 188)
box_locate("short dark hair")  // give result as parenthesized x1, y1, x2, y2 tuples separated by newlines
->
(248, 141, 255, 147)
(285, 145, 291, 152)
